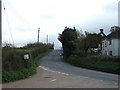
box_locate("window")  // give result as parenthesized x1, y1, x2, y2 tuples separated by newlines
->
(105, 41, 107, 47)
(109, 39, 112, 45)
(102, 42, 104, 50)
(109, 51, 112, 56)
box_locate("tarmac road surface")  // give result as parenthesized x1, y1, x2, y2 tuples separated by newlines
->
(2, 50, 119, 88)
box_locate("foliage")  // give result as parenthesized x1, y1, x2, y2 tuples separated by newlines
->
(58, 27, 119, 74)
(2, 42, 15, 48)
(72, 39, 86, 57)
(2, 65, 36, 83)
(58, 27, 78, 56)
(2, 47, 31, 71)
(65, 55, 120, 74)
(2, 42, 53, 83)
(83, 32, 103, 53)
(58, 27, 103, 57)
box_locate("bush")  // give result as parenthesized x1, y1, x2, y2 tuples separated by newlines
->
(65, 55, 120, 74)
(2, 43, 53, 83)
(2, 47, 31, 71)
(2, 66, 36, 83)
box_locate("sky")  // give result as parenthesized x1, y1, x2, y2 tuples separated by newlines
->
(2, 0, 119, 49)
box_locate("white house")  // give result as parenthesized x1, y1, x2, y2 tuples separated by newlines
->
(101, 26, 120, 56)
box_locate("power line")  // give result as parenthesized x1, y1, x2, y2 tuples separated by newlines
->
(3, 2, 15, 46)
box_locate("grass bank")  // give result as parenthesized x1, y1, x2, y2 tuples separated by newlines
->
(2, 49, 52, 83)
(64, 55, 120, 74)
(2, 43, 53, 83)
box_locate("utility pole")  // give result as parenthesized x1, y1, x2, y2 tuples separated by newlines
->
(37, 28, 40, 44)
(118, 1, 120, 27)
(46, 35, 48, 44)
(0, 0, 1, 47)
(0, 0, 2, 86)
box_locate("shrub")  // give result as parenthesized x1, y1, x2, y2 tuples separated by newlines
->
(65, 55, 119, 74)
(2, 42, 53, 83)
(2, 66, 36, 83)
(2, 47, 31, 71)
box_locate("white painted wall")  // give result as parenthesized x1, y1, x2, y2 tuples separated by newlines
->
(102, 39, 108, 55)
(110, 39, 118, 56)
(107, 39, 112, 56)
(118, 39, 120, 56)
(102, 38, 120, 56)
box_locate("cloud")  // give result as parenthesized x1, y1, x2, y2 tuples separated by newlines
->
(2, 0, 119, 48)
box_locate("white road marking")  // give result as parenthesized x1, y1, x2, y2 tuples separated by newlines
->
(100, 80, 103, 82)
(61, 73, 68, 75)
(84, 77, 89, 78)
(66, 74, 70, 76)
(57, 72, 61, 74)
(114, 83, 118, 85)
(50, 79, 57, 82)
(39, 66, 48, 71)
(39, 65, 71, 76)
(49, 70, 56, 73)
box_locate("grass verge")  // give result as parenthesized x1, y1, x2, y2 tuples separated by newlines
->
(64, 55, 120, 74)
(2, 49, 52, 83)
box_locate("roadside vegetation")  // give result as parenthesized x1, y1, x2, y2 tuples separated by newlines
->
(58, 27, 120, 74)
(64, 55, 119, 74)
(2, 43, 53, 83)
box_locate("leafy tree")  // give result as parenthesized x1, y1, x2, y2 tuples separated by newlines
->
(83, 32, 103, 53)
(58, 27, 77, 56)
(58, 27, 103, 57)
(72, 30, 86, 56)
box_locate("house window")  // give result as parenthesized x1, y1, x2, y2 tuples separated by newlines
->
(102, 42, 104, 50)
(109, 51, 112, 56)
(109, 39, 112, 45)
(105, 41, 107, 47)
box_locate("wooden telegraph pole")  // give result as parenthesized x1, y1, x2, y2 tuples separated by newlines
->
(37, 28, 40, 44)
(46, 35, 48, 44)
(0, 0, 2, 85)
(0, 0, 1, 46)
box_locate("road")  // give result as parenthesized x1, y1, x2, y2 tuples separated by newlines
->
(3, 50, 119, 88)
(40, 50, 119, 82)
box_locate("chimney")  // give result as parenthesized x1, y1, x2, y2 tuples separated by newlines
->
(65, 26, 67, 29)
(100, 29, 103, 33)
(73, 26, 75, 30)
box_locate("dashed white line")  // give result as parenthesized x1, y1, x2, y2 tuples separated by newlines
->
(50, 79, 57, 82)
(39, 66, 48, 71)
(57, 72, 61, 74)
(100, 80, 104, 82)
(84, 77, 89, 78)
(114, 83, 118, 85)
(39, 65, 71, 76)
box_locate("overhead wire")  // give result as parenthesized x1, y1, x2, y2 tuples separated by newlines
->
(2, 1, 43, 46)
(3, 2, 15, 46)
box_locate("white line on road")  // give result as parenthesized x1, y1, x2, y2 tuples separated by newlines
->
(39, 66, 48, 71)
(114, 83, 118, 85)
(84, 77, 89, 78)
(100, 80, 104, 82)
(50, 79, 57, 82)
(39, 65, 71, 76)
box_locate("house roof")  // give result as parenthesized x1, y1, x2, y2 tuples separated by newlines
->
(107, 30, 120, 39)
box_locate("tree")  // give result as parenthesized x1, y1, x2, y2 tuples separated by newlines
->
(58, 27, 77, 56)
(83, 32, 103, 53)
(58, 27, 103, 57)
(72, 30, 86, 56)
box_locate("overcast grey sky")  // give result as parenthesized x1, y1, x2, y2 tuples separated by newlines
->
(2, 0, 119, 48)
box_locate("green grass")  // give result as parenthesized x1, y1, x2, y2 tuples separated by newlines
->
(65, 55, 120, 74)
(2, 66, 36, 83)
(2, 48, 52, 83)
